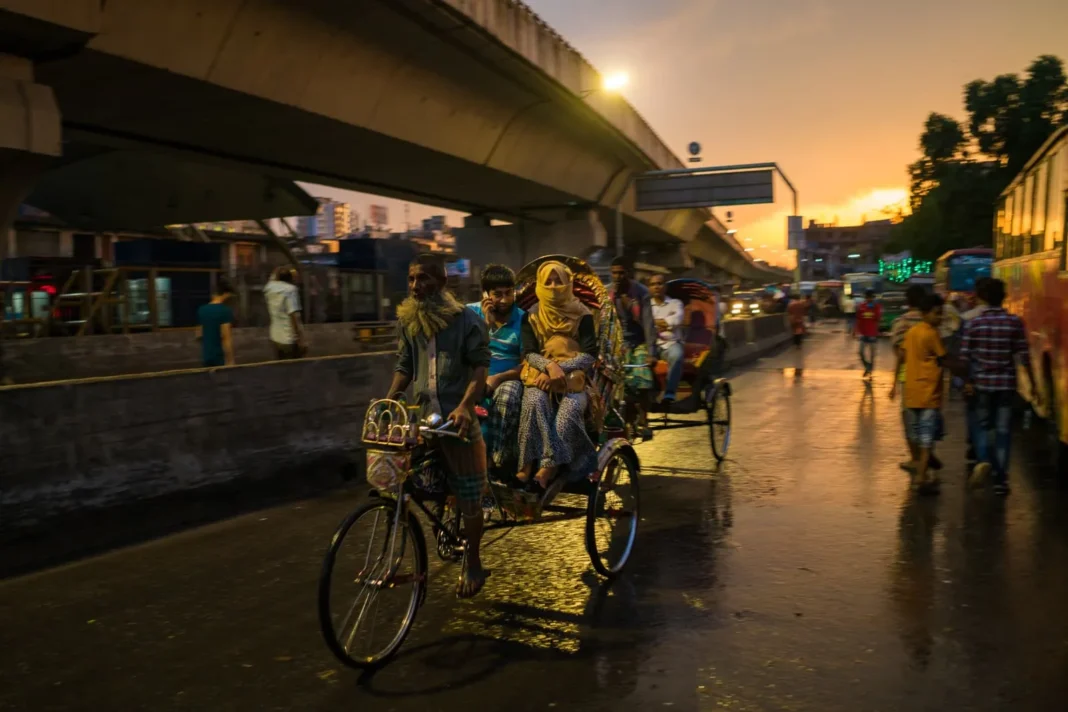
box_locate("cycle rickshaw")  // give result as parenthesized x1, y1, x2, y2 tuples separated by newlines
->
(318, 255, 639, 669)
(629, 278, 733, 461)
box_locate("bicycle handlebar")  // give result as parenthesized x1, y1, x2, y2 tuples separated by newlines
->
(417, 418, 466, 440)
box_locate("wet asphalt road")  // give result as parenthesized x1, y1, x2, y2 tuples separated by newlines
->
(2, 324, 1068, 711)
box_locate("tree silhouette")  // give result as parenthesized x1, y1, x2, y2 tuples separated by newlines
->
(892, 55, 1067, 258)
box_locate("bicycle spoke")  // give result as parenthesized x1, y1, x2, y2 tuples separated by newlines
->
(345, 581, 381, 655)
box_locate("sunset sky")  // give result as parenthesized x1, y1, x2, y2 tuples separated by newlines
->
(310, 0, 1068, 268)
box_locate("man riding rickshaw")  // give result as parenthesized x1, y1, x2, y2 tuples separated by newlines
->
(631, 276, 733, 459)
(320, 253, 641, 668)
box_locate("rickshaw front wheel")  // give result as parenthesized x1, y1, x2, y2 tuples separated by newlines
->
(586, 448, 640, 578)
(318, 499, 427, 669)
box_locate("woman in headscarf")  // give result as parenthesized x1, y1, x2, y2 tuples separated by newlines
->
(517, 261, 599, 491)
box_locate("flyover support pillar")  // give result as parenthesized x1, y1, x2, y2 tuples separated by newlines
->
(0, 54, 61, 258)
(454, 210, 608, 273)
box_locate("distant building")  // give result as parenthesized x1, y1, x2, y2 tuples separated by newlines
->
(798, 219, 892, 280)
(401, 216, 456, 254)
(297, 198, 355, 239)
(343, 227, 392, 240)
(421, 215, 447, 232)
(201, 220, 265, 234)
(369, 204, 389, 229)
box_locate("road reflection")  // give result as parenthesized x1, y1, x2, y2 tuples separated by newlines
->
(888, 493, 939, 670)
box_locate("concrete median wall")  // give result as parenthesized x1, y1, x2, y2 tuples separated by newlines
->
(0, 352, 396, 576)
(0, 322, 392, 385)
(722, 314, 792, 366)
(0, 313, 789, 577)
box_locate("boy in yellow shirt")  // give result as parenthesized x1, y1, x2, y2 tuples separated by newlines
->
(890, 294, 946, 495)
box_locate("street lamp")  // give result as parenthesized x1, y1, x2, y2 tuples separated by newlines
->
(602, 72, 629, 92)
(581, 72, 629, 98)
(583, 71, 632, 257)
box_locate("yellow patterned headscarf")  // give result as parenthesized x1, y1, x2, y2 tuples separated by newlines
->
(529, 261, 589, 345)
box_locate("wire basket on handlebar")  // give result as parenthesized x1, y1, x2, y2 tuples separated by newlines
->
(362, 398, 453, 496)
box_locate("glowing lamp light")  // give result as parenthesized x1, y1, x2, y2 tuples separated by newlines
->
(602, 72, 630, 92)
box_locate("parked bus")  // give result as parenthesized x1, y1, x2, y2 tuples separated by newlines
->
(933, 248, 994, 302)
(841, 272, 883, 299)
(908, 272, 935, 290)
(992, 124, 1068, 460)
(810, 280, 842, 317)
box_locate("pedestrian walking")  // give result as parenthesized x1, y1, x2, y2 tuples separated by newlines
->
(842, 291, 857, 339)
(264, 267, 306, 359)
(196, 277, 236, 367)
(960, 278, 992, 463)
(713, 285, 727, 338)
(787, 293, 808, 374)
(890, 293, 948, 495)
(855, 289, 882, 379)
(889, 285, 942, 473)
(960, 278, 1039, 495)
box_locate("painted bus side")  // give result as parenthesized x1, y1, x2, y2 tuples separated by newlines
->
(992, 124, 1068, 450)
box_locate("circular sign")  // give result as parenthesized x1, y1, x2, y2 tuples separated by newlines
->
(688, 141, 701, 156)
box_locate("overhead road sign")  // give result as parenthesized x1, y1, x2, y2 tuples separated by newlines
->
(636, 168, 774, 211)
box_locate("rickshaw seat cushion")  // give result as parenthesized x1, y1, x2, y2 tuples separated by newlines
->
(653, 348, 703, 383)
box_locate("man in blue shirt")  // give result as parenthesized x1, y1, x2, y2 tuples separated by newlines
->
(610, 256, 656, 438)
(467, 264, 525, 469)
(196, 278, 235, 367)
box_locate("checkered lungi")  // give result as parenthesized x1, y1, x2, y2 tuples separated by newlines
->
(484, 380, 522, 470)
(437, 418, 488, 511)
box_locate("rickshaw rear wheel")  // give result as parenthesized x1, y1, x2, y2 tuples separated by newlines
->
(585, 448, 640, 578)
(706, 384, 732, 462)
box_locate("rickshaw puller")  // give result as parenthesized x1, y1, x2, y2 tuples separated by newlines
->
(386, 254, 492, 598)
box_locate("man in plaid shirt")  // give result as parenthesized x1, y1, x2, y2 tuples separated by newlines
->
(960, 278, 1040, 494)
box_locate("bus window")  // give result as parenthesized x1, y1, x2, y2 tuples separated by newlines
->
(1021, 173, 1034, 255)
(1003, 193, 1015, 259)
(1012, 184, 1024, 257)
(995, 204, 1007, 259)
(1050, 146, 1066, 252)
(1033, 160, 1048, 254)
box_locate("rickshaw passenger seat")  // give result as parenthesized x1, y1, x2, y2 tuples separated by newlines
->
(686, 312, 714, 346)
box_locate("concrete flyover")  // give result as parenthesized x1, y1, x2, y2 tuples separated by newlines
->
(0, 0, 789, 282)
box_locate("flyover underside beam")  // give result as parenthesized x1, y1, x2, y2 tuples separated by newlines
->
(453, 211, 608, 271)
(32, 1, 697, 244)
(0, 54, 61, 255)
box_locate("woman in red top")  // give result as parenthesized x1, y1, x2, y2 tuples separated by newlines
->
(787, 295, 809, 347)
(855, 289, 882, 379)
